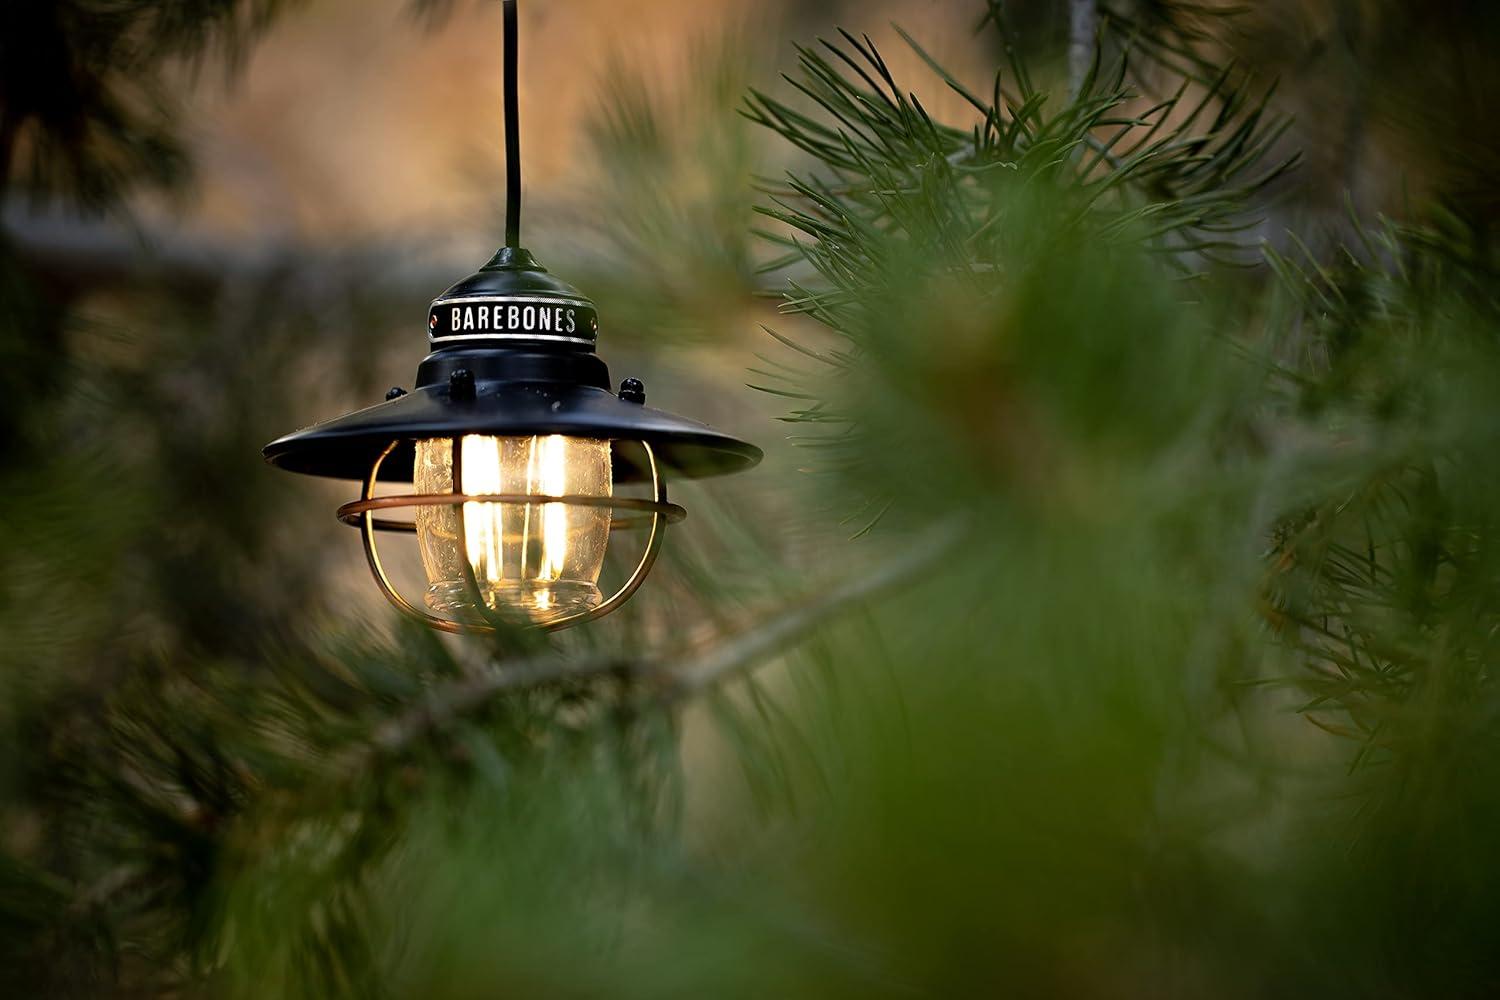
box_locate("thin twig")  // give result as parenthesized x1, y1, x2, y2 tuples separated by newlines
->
(2, 202, 463, 297)
(1069, 0, 1099, 102)
(662, 518, 966, 697)
(344, 652, 636, 771)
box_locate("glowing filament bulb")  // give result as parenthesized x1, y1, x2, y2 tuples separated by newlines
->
(527, 434, 571, 582)
(460, 435, 505, 584)
(413, 434, 612, 623)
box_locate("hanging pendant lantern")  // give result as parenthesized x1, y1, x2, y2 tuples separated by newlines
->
(262, 2, 760, 633)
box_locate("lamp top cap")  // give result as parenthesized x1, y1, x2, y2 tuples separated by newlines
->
(427, 247, 599, 352)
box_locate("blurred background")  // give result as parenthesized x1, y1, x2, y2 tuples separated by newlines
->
(3, 1, 1499, 996)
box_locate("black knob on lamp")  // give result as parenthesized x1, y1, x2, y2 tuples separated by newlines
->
(449, 368, 476, 402)
(618, 378, 646, 404)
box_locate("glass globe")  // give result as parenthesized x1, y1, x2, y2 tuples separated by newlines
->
(412, 434, 612, 624)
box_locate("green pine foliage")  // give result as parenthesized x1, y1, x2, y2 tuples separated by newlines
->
(0, 0, 294, 210)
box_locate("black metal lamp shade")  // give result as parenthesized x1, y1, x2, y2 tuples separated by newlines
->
(262, 372, 761, 484)
(263, 248, 761, 633)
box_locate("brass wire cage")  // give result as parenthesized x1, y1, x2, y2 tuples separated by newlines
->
(337, 438, 687, 634)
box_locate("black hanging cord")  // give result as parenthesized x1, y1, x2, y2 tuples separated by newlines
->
(503, 0, 521, 249)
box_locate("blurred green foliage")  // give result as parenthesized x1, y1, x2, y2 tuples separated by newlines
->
(3, 1, 1500, 997)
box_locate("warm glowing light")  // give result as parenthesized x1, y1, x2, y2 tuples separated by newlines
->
(413, 434, 612, 623)
(460, 435, 504, 581)
(529, 434, 570, 582)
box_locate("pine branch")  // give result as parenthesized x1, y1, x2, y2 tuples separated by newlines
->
(745, 18, 1294, 523)
(339, 518, 964, 770)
